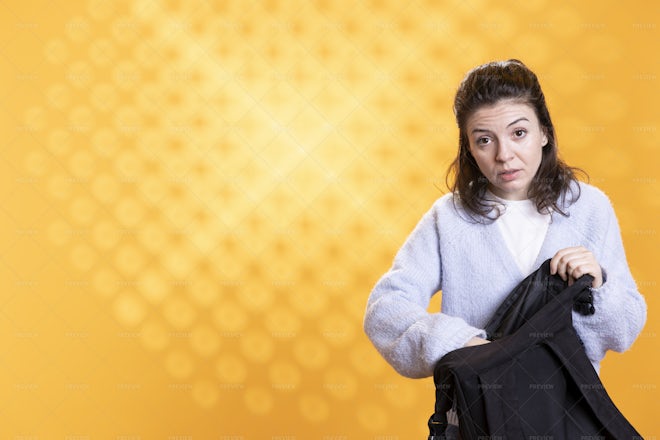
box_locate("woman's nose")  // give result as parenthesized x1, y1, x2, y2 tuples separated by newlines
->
(495, 141, 514, 162)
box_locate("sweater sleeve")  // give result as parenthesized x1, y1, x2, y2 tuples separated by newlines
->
(572, 193, 647, 363)
(363, 201, 487, 378)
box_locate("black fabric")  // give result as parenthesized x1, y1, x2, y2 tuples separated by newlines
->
(428, 260, 642, 440)
(485, 259, 595, 341)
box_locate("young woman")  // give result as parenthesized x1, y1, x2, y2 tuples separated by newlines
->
(363, 59, 647, 380)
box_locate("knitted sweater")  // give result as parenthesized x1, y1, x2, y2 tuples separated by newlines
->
(364, 182, 647, 378)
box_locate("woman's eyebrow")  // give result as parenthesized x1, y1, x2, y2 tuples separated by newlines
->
(507, 117, 529, 127)
(470, 117, 531, 134)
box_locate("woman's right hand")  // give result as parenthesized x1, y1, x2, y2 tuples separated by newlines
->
(464, 337, 490, 347)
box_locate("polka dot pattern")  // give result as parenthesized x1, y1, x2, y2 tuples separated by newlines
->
(1, 0, 656, 438)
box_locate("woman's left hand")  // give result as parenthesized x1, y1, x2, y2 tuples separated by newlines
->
(550, 246, 603, 289)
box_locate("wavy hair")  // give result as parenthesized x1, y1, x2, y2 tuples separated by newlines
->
(446, 59, 584, 221)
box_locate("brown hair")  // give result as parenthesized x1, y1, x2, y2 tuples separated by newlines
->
(446, 59, 584, 221)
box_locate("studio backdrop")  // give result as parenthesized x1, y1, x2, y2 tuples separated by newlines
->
(0, 0, 657, 438)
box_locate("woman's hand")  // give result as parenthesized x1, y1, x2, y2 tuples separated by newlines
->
(464, 337, 490, 347)
(550, 246, 603, 288)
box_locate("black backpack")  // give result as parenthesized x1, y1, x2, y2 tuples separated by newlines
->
(427, 260, 642, 439)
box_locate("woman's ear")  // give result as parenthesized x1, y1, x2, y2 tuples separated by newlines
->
(541, 129, 549, 147)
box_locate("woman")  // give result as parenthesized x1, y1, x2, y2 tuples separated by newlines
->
(363, 59, 647, 381)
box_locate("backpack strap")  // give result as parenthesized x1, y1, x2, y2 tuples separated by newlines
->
(427, 367, 455, 439)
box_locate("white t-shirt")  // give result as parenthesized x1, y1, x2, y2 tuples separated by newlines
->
(493, 196, 551, 276)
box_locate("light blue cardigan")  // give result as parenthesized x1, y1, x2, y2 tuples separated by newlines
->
(364, 182, 647, 378)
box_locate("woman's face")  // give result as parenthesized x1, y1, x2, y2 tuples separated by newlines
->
(465, 100, 548, 200)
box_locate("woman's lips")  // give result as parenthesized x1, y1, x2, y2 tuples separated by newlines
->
(498, 169, 520, 182)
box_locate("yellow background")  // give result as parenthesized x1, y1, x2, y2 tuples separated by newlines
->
(0, 0, 657, 438)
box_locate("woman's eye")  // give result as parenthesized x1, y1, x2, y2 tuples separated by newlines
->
(513, 129, 526, 138)
(477, 137, 491, 145)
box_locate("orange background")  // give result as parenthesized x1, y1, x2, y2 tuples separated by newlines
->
(0, 0, 657, 438)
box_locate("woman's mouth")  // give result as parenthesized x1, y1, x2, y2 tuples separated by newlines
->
(498, 169, 520, 182)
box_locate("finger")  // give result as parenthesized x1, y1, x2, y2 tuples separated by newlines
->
(566, 257, 588, 279)
(568, 263, 588, 280)
(566, 261, 592, 286)
(550, 246, 582, 275)
(555, 250, 586, 282)
(550, 250, 569, 275)
(572, 262, 600, 283)
(566, 258, 599, 285)
(549, 253, 559, 275)
(554, 252, 574, 281)
(551, 247, 601, 287)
